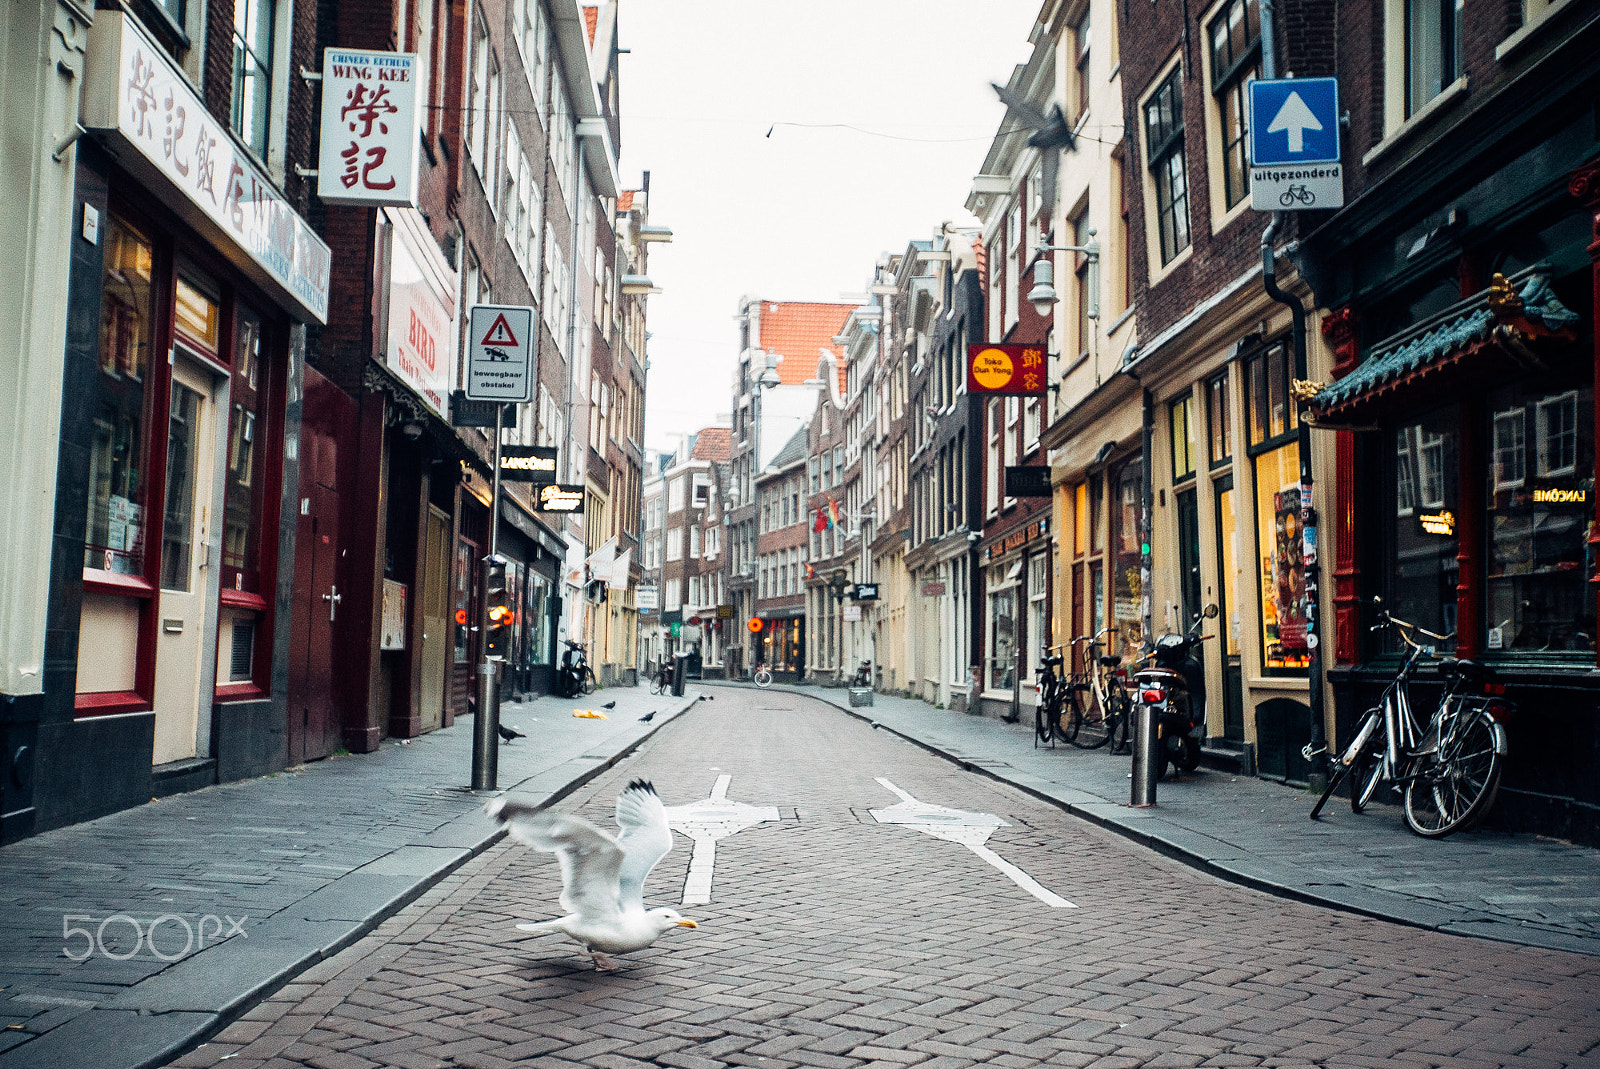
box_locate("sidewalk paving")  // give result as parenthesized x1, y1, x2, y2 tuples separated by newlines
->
(0, 684, 697, 1069)
(708, 681, 1600, 958)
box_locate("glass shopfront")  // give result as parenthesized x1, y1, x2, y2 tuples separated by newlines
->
(1247, 341, 1308, 672)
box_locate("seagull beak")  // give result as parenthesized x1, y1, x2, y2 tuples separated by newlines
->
(676, 919, 699, 928)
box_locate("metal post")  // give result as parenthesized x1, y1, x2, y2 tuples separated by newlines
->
(1131, 702, 1159, 806)
(471, 405, 506, 792)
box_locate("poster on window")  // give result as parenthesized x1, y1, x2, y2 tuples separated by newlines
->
(318, 49, 422, 207)
(1268, 483, 1309, 660)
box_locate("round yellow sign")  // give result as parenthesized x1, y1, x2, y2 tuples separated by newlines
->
(971, 347, 1014, 390)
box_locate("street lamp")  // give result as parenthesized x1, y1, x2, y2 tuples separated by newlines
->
(1027, 231, 1100, 320)
(827, 568, 850, 601)
(758, 352, 781, 388)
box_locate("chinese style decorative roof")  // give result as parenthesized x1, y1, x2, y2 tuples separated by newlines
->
(1312, 269, 1580, 420)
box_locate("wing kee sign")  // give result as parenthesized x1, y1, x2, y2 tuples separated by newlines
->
(498, 446, 557, 483)
(967, 344, 1047, 396)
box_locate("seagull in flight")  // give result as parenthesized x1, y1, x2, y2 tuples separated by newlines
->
(484, 780, 697, 970)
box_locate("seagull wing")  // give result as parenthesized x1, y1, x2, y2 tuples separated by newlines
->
(490, 801, 625, 920)
(613, 780, 673, 911)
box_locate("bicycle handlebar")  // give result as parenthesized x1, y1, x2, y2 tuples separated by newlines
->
(1371, 611, 1454, 650)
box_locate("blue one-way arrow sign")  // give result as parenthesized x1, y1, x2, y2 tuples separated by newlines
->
(1249, 77, 1340, 166)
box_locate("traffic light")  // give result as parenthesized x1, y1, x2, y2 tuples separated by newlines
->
(483, 554, 511, 659)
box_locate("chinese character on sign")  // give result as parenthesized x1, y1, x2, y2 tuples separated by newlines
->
(1020, 348, 1043, 369)
(340, 83, 400, 138)
(193, 125, 218, 204)
(161, 91, 189, 176)
(126, 50, 157, 139)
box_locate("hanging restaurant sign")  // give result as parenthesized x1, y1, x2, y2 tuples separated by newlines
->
(317, 49, 422, 207)
(967, 344, 1047, 396)
(82, 12, 331, 323)
(534, 484, 585, 513)
(499, 445, 558, 483)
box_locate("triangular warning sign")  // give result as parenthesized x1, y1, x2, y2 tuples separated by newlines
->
(480, 313, 519, 347)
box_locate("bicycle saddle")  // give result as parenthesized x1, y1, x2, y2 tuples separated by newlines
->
(1043, 654, 1064, 667)
(1440, 657, 1494, 683)
(1098, 654, 1121, 667)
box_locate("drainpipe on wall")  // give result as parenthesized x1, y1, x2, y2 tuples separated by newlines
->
(1262, 218, 1329, 793)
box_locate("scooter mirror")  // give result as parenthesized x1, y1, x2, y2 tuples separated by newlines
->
(1203, 603, 1220, 619)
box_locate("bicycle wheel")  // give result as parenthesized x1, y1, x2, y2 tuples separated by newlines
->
(1105, 689, 1131, 753)
(1309, 758, 1352, 820)
(754, 668, 772, 688)
(581, 668, 597, 695)
(1055, 693, 1083, 745)
(1069, 691, 1109, 748)
(1350, 724, 1389, 814)
(1034, 687, 1054, 745)
(1403, 707, 1505, 838)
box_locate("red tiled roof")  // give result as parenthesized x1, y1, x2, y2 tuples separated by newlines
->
(583, 6, 598, 45)
(616, 190, 637, 211)
(757, 301, 853, 392)
(690, 426, 732, 463)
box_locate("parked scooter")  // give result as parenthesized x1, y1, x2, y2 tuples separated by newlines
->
(556, 639, 594, 698)
(849, 660, 872, 688)
(1132, 604, 1218, 779)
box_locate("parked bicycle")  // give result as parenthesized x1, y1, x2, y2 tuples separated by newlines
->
(647, 657, 672, 696)
(1074, 626, 1133, 752)
(1311, 602, 1512, 837)
(850, 659, 873, 688)
(1033, 643, 1069, 747)
(753, 664, 774, 688)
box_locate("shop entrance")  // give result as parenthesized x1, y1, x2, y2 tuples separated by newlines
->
(420, 507, 451, 732)
(151, 353, 221, 765)
(1214, 474, 1245, 741)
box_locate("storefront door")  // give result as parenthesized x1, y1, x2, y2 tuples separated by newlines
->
(1214, 474, 1245, 741)
(151, 355, 221, 765)
(1176, 487, 1202, 625)
(420, 507, 450, 732)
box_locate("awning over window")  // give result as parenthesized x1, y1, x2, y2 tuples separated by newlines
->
(1311, 269, 1580, 424)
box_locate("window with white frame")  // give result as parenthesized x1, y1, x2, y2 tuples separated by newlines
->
(1006, 200, 1021, 331)
(987, 400, 1001, 516)
(1144, 65, 1190, 266)
(689, 575, 701, 609)
(668, 477, 685, 513)
(230, 0, 275, 159)
(666, 528, 683, 561)
(1493, 408, 1526, 490)
(665, 577, 680, 611)
(692, 474, 711, 507)
(1207, 0, 1259, 212)
(469, 13, 491, 174)
(690, 526, 701, 558)
(988, 239, 1004, 342)
(1537, 391, 1579, 477)
(1404, 0, 1462, 118)
(1073, 7, 1092, 122)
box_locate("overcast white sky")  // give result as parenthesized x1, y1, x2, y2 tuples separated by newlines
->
(616, 0, 1042, 453)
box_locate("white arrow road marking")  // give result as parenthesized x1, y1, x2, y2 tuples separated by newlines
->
(869, 777, 1075, 908)
(1267, 90, 1323, 153)
(664, 774, 780, 905)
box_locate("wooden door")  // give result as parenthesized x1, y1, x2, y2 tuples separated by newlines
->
(419, 507, 450, 732)
(287, 369, 351, 765)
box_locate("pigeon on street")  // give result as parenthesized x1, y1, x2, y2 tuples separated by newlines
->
(484, 781, 697, 970)
(497, 723, 526, 742)
(638, 712, 656, 722)
(602, 700, 617, 709)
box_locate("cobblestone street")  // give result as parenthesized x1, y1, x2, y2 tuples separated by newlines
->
(168, 690, 1600, 1069)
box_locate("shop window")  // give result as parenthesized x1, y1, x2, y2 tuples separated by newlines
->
(1090, 561, 1106, 636)
(1090, 475, 1105, 554)
(175, 274, 220, 350)
(223, 306, 268, 591)
(453, 539, 474, 662)
(988, 585, 1016, 690)
(1486, 380, 1595, 655)
(1389, 411, 1459, 645)
(1248, 340, 1306, 672)
(1110, 454, 1144, 639)
(86, 218, 156, 578)
(1255, 442, 1310, 670)
(1207, 370, 1231, 466)
(1171, 394, 1197, 481)
(230, 0, 275, 159)
(1073, 482, 1088, 557)
(1027, 554, 1049, 675)
(527, 573, 551, 665)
